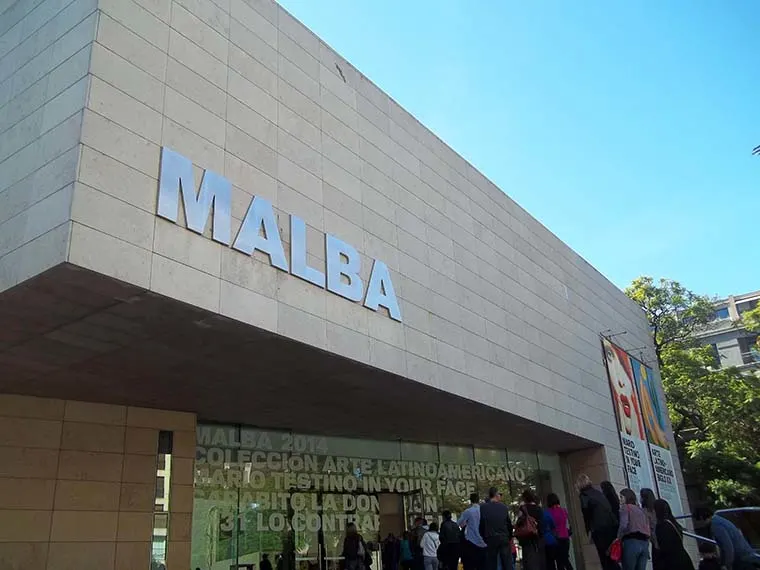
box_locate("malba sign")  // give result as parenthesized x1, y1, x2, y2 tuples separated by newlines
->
(156, 147, 402, 322)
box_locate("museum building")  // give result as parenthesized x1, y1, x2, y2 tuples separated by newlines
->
(0, 0, 688, 569)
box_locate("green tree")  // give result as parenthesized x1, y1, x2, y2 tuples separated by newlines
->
(743, 303, 760, 350)
(625, 277, 760, 508)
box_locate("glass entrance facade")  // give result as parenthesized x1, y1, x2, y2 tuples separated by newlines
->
(191, 424, 570, 570)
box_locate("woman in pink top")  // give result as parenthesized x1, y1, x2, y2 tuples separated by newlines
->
(546, 493, 573, 570)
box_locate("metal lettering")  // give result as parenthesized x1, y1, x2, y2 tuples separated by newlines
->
(289, 215, 325, 288)
(325, 234, 363, 302)
(364, 260, 402, 321)
(157, 147, 231, 245)
(233, 196, 288, 271)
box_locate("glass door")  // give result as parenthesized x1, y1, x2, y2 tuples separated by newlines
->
(319, 492, 352, 570)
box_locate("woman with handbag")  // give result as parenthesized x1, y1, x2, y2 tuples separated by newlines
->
(515, 489, 546, 570)
(617, 489, 651, 570)
(652, 499, 694, 570)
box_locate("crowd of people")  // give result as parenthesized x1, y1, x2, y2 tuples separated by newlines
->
(358, 476, 760, 570)
(576, 474, 760, 570)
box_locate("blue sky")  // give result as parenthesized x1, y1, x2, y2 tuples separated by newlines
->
(278, 0, 759, 299)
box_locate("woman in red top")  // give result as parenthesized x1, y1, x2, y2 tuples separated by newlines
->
(546, 493, 573, 570)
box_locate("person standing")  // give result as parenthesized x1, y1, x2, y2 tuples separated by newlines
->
(440, 511, 462, 570)
(261, 554, 273, 570)
(652, 499, 693, 570)
(640, 489, 658, 559)
(400, 532, 414, 570)
(576, 474, 619, 570)
(600, 481, 621, 526)
(617, 488, 651, 570)
(343, 523, 369, 570)
(479, 487, 514, 570)
(546, 493, 573, 570)
(458, 493, 487, 570)
(412, 519, 430, 570)
(516, 489, 546, 570)
(694, 505, 760, 570)
(421, 522, 442, 570)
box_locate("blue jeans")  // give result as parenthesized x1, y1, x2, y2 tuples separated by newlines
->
(621, 538, 649, 570)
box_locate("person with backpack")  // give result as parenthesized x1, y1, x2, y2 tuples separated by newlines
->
(479, 487, 513, 570)
(343, 523, 370, 570)
(515, 489, 546, 570)
(652, 499, 693, 570)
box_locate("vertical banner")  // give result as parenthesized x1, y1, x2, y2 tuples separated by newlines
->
(602, 339, 655, 496)
(631, 360, 683, 515)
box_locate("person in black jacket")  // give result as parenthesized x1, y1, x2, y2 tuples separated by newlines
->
(652, 499, 694, 570)
(576, 474, 619, 570)
(600, 481, 621, 526)
(517, 489, 546, 570)
(439, 511, 462, 570)
(479, 487, 513, 570)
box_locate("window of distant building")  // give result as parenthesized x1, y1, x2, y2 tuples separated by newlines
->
(710, 344, 721, 366)
(738, 335, 760, 364)
(710, 307, 730, 321)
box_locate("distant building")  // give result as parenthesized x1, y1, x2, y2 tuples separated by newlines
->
(694, 290, 760, 371)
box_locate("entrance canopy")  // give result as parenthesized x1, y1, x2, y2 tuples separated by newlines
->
(0, 263, 597, 452)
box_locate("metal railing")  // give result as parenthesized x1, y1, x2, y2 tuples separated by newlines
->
(674, 514, 718, 546)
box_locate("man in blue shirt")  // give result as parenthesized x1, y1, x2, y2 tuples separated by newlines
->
(695, 506, 760, 570)
(458, 493, 487, 570)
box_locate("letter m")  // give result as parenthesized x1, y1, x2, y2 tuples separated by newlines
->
(157, 147, 231, 244)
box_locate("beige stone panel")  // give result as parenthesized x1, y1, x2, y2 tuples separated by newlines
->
(81, 109, 159, 178)
(220, 279, 278, 332)
(230, 0, 276, 47)
(278, 30, 319, 80)
(0, 478, 56, 510)
(230, 43, 277, 96)
(278, 78, 319, 127)
(276, 271, 326, 319)
(323, 157, 361, 203)
(323, 209, 362, 251)
(225, 153, 277, 203)
(175, 0, 230, 36)
(322, 134, 361, 179)
(118, 483, 154, 512)
(126, 406, 195, 431)
(0, 446, 59, 479)
(0, 542, 48, 569)
(171, 456, 195, 486)
(0, 395, 64, 420)
(277, 6, 319, 54)
(0, 511, 51, 542)
(405, 328, 437, 362)
(166, 541, 191, 569)
(277, 155, 321, 202)
(166, 57, 226, 119)
(121, 454, 157, 484)
(278, 303, 326, 349)
(90, 42, 164, 112)
(278, 53, 318, 103)
(278, 183, 323, 230)
(226, 123, 277, 178)
(53, 480, 121, 511)
(228, 69, 277, 123)
(323, 183, 362, 225)
(163, 117, 225, 175)
(132, 0, 171, 22)
(116, 512, 153, 542)
(363, 206, 397, 246)
(369, 338, 407, 377)
(220, 247, 278, 297)
(170, 512, 192, 541)
(226, 96, 276, 150)
(229, 17, 277, 73)
(278, 127, 322, 178)
(357, 93, 389, 135)
(164, 86, 225, 147)
(150, 254, 221, 312)
(60, 422, 125, 453)
(168, 29, 226, 89)
(99, 0, 169, 50)
(278, 103, 319, 152)
(326, 321, 369, 364)
(170, 484, 194, 513)
(87, 76, 162, 144)
(321, 108, 359, 154)
(47, 542, 116, 570)
(71, 183, 155, 251)
(319, 64, 356, 109)
(367, 311, 405, 349)
(114, 542, 150, 570)
(0, 417, 61, 449)
(171, 2, 228, 63)
(124, 427, 158, 456)
(97, 13, 167, 81)
(153, 218, 222, 277)
(172, 430, 195, 459)
(68, 223, 152, 290)
(63, 401, 126, 426)
(57, 450, 123, 482)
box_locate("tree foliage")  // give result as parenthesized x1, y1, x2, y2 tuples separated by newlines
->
(743, 303, 760, 350)
(625, 277, 760, 508)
